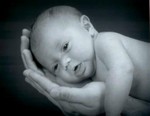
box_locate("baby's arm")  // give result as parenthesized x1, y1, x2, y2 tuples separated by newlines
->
(95, 32, 134, 116)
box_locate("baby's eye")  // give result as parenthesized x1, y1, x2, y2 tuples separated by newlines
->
(63, 42, 69, 51)
(53, 64, 58, 72)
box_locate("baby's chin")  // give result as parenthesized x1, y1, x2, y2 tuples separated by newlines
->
(74, 75, 92, 84)
(74, 78, 92, 88)
(62, 77, 92, 88)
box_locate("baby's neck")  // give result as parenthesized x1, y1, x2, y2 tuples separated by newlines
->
(91, 32, 99, 81)
(93, 31, 99, 40)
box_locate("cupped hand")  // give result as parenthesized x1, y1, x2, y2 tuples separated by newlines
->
(24, 69, 105, 116)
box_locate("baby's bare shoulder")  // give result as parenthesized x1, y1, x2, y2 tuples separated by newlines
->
(94, 32, 133, 65)
(97, 31, 122, 38)
(95, 31, 122, 43)
(94, 32, 122, 51)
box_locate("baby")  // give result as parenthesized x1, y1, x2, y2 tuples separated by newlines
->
(29, 6, 150, 116)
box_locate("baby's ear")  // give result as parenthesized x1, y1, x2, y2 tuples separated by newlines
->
(80, 15, 95, 37)
(80, 15, 91, 31)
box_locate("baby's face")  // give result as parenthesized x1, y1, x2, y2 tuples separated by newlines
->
(34, 20, 96, 83)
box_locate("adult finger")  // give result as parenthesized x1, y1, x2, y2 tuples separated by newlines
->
(25, 77, 45, 95)
(59, 101, 92, 116)
(59, 101, 75, 114)
(50, 86, 85, 104)
(21, 36, 44, 75)
(22, 28, 30, 37)
(23, 49, 43, 75)
(25, 77, 61, 109)
(58, 101, 87, 116)
(21, 35, 29, 52)
(70, 103, 95, 116)
(23, 69, 59, 93)
(21, 35, 29, 68)
(23, 49, 37, 69)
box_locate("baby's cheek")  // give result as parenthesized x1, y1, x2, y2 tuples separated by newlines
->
(57, 70, 71, 81)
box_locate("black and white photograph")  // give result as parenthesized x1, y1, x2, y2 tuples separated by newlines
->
(1, 0, 149, 116)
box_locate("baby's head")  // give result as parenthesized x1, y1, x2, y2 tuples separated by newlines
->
(30, 6, 98, 84)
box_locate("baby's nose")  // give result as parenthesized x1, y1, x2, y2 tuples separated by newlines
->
(61, 56, 71, 70)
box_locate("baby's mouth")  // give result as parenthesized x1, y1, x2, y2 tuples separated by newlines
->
(74, 63, 81, 71)
(74, 63, 85, 76)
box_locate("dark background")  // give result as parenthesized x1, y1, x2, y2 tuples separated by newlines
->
(0, 0, 149, 115)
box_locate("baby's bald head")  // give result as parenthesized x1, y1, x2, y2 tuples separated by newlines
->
(29, 6, 97, 84)
(30, 6, 82, 53)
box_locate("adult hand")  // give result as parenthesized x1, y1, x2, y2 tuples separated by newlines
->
(20, 28, 105, 116)
(24, 69, 105, 116)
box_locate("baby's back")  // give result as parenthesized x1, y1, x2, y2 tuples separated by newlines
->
(120, 34, 150, 102)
